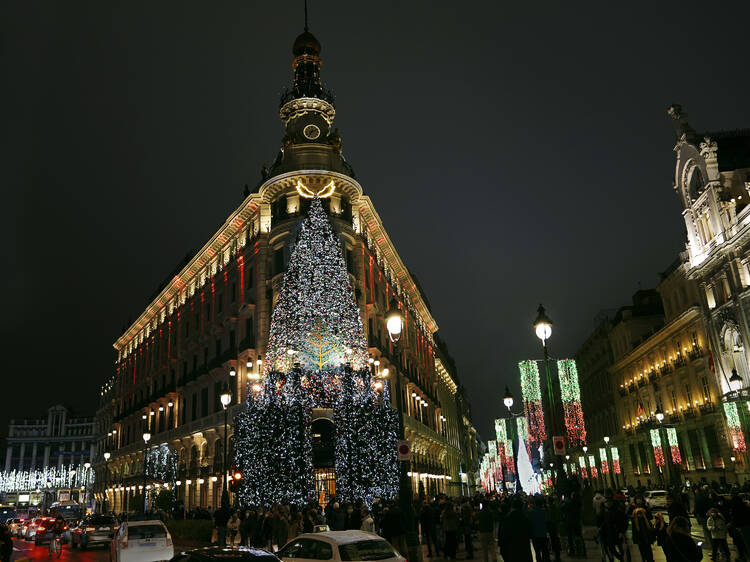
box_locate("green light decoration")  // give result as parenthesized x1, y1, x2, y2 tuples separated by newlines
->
(588, 454, 597, 478)
(667, 427, 681, 464)
(611, 447, 621, 474)
(519, 360, 546, 443)
(557, 359, 587, 446)
(495, 418, 515, 474)
(724, 402, 747, 453)
(650, 428, 665, 467)
(516, 416, 528, 441)
(599, 447, 609, 474)
(578, 456, 587, 478)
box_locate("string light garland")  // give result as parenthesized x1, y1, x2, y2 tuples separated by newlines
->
(233, 198, 398, 507)
(650, 429, 665, 467)
(0, 464, 94, 493)
(519, 360, 546, 443)
(724, 402, 747, 453)
(557, 359, 587, 446)
(599, 448, 609, 475)
(666, 427, 681, 465)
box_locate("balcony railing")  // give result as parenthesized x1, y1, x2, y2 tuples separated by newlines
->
(688, 347, 703, 361)
(683, 406, 697, 419)
(618, 386, 629, 397)
(699, 403, 715, 415)
(673, 356, 687, 368)
(660, 364, 673, 376)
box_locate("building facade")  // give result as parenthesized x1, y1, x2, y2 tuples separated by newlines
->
(95, 28, 477, 512)
(668, 105, 750, 481)
(609, 265, 726, 487)
(1, 405, 95, 508)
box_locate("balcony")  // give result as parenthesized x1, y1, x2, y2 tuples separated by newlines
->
(637, 378, 646, 388)
(673, 355, 687, 368)
(668, 413, 681, 424)
(699, 403, 715, 415)
(660, 364, 673, 376)
(618, 386, 629, 397)
(650, 370, 661, 381)
(683, 406, 697, 420)
(688, 347, 703, 361)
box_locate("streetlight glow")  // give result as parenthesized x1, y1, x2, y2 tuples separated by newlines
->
(503, 386, 514, 411)
(220, 390, 232, 408)
(142, 432, 151, 443)
(103, 452, 111, 461)
(533, 304, 553, 343)
(730, 368, 744, 391)
(386, 299, 403, 343)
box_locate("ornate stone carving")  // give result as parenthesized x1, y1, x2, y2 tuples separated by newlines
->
(700, 137, 718, 161)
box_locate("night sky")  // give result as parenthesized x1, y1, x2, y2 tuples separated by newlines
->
(4, 1, 749, 443)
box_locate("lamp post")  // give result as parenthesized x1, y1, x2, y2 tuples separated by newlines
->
(503, 386, 514, 413)
(220, 387, 232, 497)
(385, 299, 419, 562)
(142, 431, 151, 513)
(103, 452, 111, 513)
(533, 304, 563, 485)
(654, 408, 678, 486)
(603, 436, 617, 490)
(501, 387, 521, 489)
(84, 462, 91, 513)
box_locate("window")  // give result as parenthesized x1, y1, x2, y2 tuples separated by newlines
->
(246, 263, 254, 288)
(191, 394, 197, 421)
(245, 316, 255, 347)
(701, 376, 710, 401)
(274, 247, 285, 275)
(229, 330, 236, 350)
(670, 389, 677, 412)
(339, 540, 396, 561)
(231, 283, 236, 303)
(216, 339, 222, 358)
(217, 293, 223, 313)
(201, 388, 209, 418)
(685, 384, 693, 407)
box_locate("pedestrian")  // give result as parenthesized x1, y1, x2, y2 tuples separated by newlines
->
(344, 503, 361, 531)
(661, 516, 702, 562)
(227, 511, 240, 546)
(730, 495, 750, 561)
(631, 504, 656, 562)
(597, 493, 627, 562)
(241, 509, 255, 547)
(328, 502, 345, 531)
(694, 486, 713, 552)
(442, 502, 460, 560)
(419, 500, 438, 557)
(546, 496, 562, 562)
(477, 501, 497, 562)
(460, 501, 475, 559)
(360, 509, 375, 533)
(499, 497, 532, 562)
(214, 492, 232, 547)
(0, 524, 12, 562)
(707, 507, 730, 561)
(528, 496, 550, 562)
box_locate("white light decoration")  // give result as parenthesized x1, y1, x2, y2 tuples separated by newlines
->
(295, 179, 335, 199)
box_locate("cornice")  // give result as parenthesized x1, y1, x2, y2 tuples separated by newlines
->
(257, 170, 363, 204)
(358, 195, 439, 334)
(114, 193, 262, 353)
(609, 306, 704, 372)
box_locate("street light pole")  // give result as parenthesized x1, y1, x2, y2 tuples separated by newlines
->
(220, 387, 232, 498)
(386, 299, 420, 562)
(142, 431, 151, 513)
(103, 452, 111, 513)
(603, 436, 616, 490)
(84, 462, 91, 513)
(534, 304, 563, 486)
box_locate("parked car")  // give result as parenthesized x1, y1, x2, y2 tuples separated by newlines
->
(171, 547, 280, 562)
(277, 531, 406, 562)
(111, 520, 174, 562)
(72, 514, 119, 550)
(0, 509, 17, 524)
(645, 490, 669, 510)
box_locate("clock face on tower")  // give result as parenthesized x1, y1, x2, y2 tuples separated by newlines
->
(303, 124, 321, 140)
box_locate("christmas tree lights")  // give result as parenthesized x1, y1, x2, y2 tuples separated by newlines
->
(233, 198, 398, 507)
(599, 448, 609, 474)
(666, 427, 681, 465)
(611, 447, 621, 474)
(724, 402, 747, 453)
(519, 360, 546, 443)
(557, 359, 587, 446)
(650, 429, 665, 467)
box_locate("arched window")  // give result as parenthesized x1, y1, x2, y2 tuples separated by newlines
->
(213, 439, 223, 474)
(189, 445, 200, 476)
(688, 166, 704, 201)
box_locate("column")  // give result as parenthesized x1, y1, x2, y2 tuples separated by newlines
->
(18, 443, 25, 470)
(4, 446, 11, 472)
(30, 443, 38, 470)
(43, 445, 50, 468)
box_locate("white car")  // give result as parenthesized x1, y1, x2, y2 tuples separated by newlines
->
(111, 520, 174, 562)
(644, 490, 669, 510)
(277, 531, 405, 562)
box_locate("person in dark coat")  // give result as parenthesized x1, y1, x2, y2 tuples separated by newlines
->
(0, 524, 12, 562)
(528, 496, 550, 562)
(344, 504, 362, 531)
(661, 516, 702, 562)
(328, 502, 346, 531)
(420, 501, 439, 557)
(380, 505, 404, 548)
(441, 502, 460, 560)
(667, 495, 690, 526)
(499, 498, 533, 562)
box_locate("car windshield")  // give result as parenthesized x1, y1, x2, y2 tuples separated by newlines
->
(339, 540, 397, 561)
(651, 492, 666, 497)
(127, 524, 166, 540)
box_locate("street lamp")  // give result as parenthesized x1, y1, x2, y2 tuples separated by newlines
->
(386, 299, 403, 343)
(83, 462, 91, 511)
(103, 453, 111, 513)
(383, 300, 418, 562)
(730, 368, 744, 391)
(142, 432, 151, 513)
(655, 409, 665, 423)
(533, 304, 562, 485)
(503, 386, 514, 412)
(220, 388, 232, 495)
(603, 436, 610, 444)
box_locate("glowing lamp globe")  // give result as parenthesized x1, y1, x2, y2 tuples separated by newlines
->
(220, 391, 232, 408)
(503, 386, 514, 410)
(582, 446, 588, 453)
(533, 304, 553, 343)
(603, 436, 610, 444)
(103, 452, 111, 461)
(142, 432, 151, 443)
(730, 368, 744, 391)
(655, 410, 665, 423)
(386, 299, 403, 342)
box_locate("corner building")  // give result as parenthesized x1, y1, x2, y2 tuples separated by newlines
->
(95, 29, 477, 512)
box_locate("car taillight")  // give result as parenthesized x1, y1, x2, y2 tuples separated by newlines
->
(166, 532, 172, 547)
(38, 527, 45, 532)
(64, 525, 69, 531)
(85, 527, 95, 532)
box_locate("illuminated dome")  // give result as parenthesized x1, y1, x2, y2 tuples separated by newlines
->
(293, 31, 321, 57)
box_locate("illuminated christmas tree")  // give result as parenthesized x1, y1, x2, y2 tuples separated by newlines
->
(233, 197, 398, 507)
